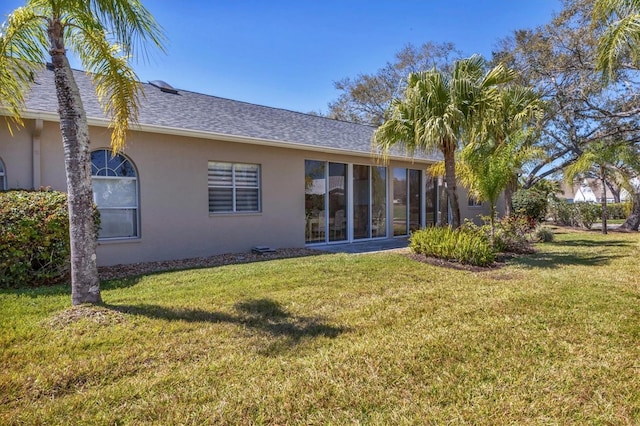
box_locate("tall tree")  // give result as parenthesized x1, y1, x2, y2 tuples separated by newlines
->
(593, 0, 640, 79)
(493, 0, 640, 190)
(328, 42, 462, 126)
(373, 55, 514, 228)
(564, 141, 626, 234)
(593, 0, 640, 230)
(475, 85, 544, 215)
(0, 0, 164, 305)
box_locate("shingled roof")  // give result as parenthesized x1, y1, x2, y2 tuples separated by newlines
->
(21, 67, 438, 161)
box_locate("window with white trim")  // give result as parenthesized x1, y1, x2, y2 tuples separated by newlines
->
(208, 162, 261, 213)
(91, 149, 139, 239)
(0, 158, 5, 190)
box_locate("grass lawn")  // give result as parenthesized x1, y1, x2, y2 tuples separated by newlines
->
(2, 228, 640, 424)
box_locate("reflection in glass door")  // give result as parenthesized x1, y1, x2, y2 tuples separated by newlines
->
(353, 165, 370, 239)
(305, 160, 326, 243)
(409, 169, 422, 232)
(394, 167, 424, 236)
(305, 160, 348, 244)
(393, 168, 408, 236)
(353, 165, 387, 240)
(372, 166, 387, 238)
(328, 163, 347, 242)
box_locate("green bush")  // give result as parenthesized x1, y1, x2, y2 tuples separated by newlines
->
(0, 189, 100, 288)
(548, 199, 578, 226)
(461, 215, 534, 254)
(512, 188, 548, 225)
(607, 202, 629, 220)
(410, 226, 496, 266)
(575, 202, 600, 229)
(549, 199, 609, 229)
(534, 226, 555, 243)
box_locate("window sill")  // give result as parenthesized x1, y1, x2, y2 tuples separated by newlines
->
(97, 237, 142, 245)
(209, 212, 262, 217)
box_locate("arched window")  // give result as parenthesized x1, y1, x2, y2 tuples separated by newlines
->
(91, 149, 139, 239)
(0, 158, 5, 190)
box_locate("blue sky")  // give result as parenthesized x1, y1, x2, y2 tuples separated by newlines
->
(1, 1, 561, 113)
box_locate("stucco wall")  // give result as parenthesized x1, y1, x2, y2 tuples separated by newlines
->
(1, 119, 497, 266)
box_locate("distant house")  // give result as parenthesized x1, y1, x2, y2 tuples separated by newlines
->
(560, 179, 629, 204)
(0, 68, 492, 266)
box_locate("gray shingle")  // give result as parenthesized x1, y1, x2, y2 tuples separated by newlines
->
(23, 68, 439, 161)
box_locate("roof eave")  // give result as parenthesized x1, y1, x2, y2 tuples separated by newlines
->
(4, 109, 436, 164)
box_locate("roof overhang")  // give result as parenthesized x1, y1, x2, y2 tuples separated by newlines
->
(3, 108, 437, 164)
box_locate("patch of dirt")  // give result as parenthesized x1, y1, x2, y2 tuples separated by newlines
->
(47, 305, 127, 327)
(98, 248, 324, 281)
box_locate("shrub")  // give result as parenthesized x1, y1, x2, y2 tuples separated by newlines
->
(575, 202, 600, 230)
(534, 226, 555, 243)
(548, 199, 578, 226)
(410, 226, 496, 266)
(512, 188, 548, 225)
(0, 189, 100, 288)
(462, 215, 534, 254)
(607, 202, 629, 220)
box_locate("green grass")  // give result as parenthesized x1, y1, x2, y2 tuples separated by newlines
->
(2, 229, 640, 424)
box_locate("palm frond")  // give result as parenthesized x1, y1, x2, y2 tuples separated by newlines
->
(65, 10, 140, 152)
(0, 5, 48, 130)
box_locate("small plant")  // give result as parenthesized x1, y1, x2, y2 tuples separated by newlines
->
(410, 226, 496, 266)
(534, 226, 554, 242)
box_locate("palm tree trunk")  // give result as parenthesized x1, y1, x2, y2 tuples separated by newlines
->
(443, 141, 461, 228)
(48, 20, 101, 305)
(600, 166, 608, 235)
(504, 176, 516, 217)
(619, 189, 640, 231)
(490, 202, 496, 247)
(438, 181, 449, 226)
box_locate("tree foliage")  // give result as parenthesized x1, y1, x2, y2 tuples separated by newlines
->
(492, 0, 640, 190)
(373, 55, 515, 228)
(327, 42, 462, 126)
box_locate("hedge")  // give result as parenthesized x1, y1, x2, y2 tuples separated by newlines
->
(0, 189, 99, 288)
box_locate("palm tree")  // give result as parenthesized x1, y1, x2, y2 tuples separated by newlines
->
(373, 55, 514, 228)
(472, 85, 544, 216)
(0, 1, 164, 305)
(565, 141, 635, 234)
(593, 0, 640, 78)
(458, 129, 541, 243)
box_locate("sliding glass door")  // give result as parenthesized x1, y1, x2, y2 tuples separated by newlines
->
(393, 167, 428, 236)
(353, 165, 387, 240)
(305, 160, 326, 243)
(328, 163, 347, 242)
(305, 160, 348, 244)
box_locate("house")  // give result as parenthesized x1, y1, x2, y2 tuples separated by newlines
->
(0, 67, 492, 266)
(560, 178, 629, 204)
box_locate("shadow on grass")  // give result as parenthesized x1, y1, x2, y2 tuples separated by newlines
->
(513, 251, 615, 269)
(102, 298, 345, 353)
(551, 239, 632, 248)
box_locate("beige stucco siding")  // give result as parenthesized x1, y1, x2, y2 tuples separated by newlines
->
(0, 121, 36, 189)
(1, 119, 499, 266)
